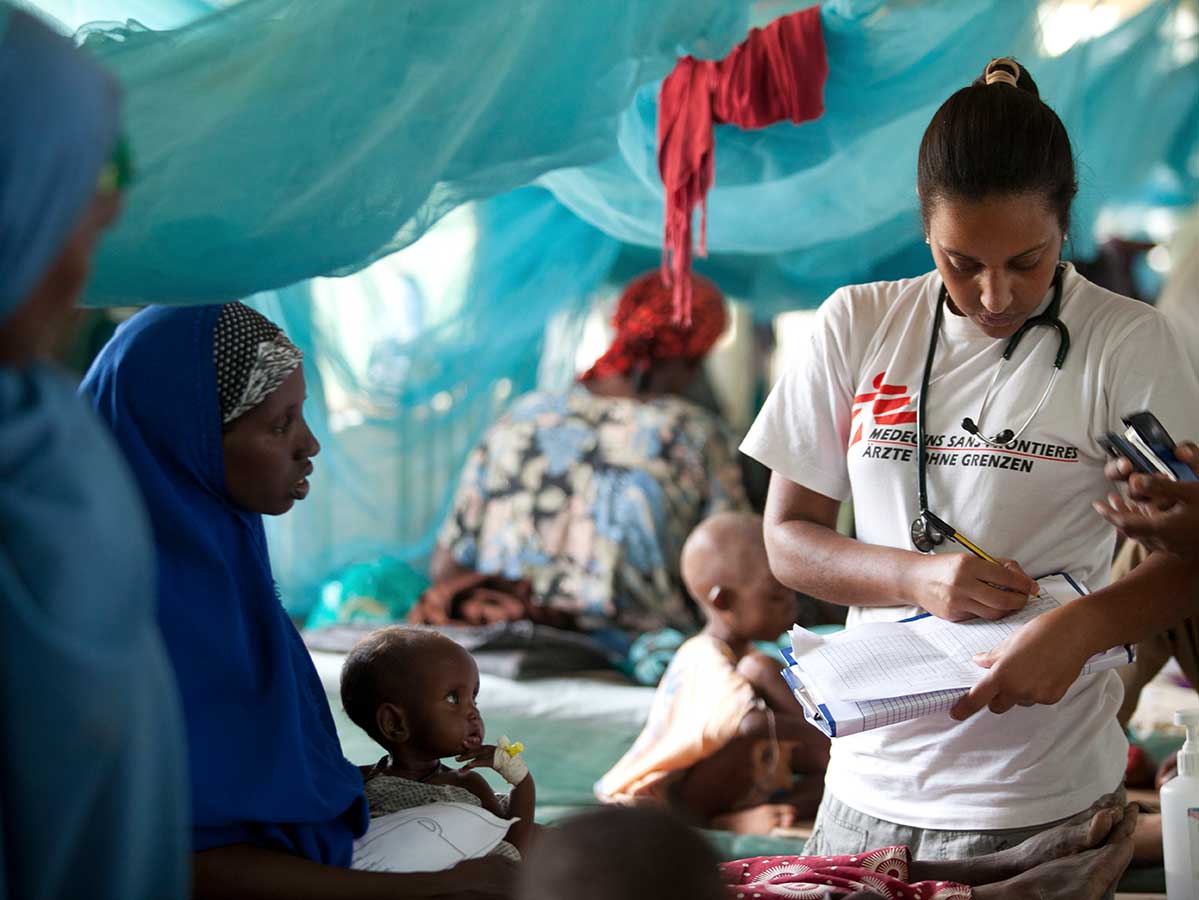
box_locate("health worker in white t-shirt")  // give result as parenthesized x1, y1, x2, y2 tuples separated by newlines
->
(742, 57, 1199, 858)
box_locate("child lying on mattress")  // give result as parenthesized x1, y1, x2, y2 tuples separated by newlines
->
(340, 627, 536, 858)
(596, 512, 830, 833)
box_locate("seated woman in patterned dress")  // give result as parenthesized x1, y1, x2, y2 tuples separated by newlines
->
(430, 271, 750, 639)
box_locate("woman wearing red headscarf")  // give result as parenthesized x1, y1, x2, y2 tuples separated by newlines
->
(430, 271, 749, 637)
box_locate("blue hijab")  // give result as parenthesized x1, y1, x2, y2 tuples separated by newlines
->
(81, 304, 369, 865)
(0, 8, 189, 899)
(0, 6, 118, 318)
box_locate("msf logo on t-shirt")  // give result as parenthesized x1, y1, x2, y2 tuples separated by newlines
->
(849, 371, 916, 448)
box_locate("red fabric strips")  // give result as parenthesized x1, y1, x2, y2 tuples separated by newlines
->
(657, 5, 828, 322)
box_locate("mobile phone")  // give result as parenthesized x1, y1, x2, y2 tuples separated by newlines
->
(1124, 411, 1198, 482)
(1099, 432, 1159, 477)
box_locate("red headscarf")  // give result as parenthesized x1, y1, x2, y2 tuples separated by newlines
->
(579, 271, 726, 384)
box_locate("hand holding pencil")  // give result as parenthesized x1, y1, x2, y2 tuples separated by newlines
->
(907, 514, 1038, 622)
(945, 532, 1044, 601)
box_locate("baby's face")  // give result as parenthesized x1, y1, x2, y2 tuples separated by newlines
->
(734, 570, 799, 642)
(406, 645, 486, 759)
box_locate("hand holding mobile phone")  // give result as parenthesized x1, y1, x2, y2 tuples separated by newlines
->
(1124, 411, 1198, 482)
(1093, 436, 1199, 561)
(1101, 411, 1198, 483)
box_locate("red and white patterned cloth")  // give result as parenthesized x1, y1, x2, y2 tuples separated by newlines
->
(720, 847, 971, 899)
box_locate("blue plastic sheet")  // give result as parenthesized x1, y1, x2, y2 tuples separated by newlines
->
(31, 0, 1196, 317)
(22, 0, 1198, 616)
(249, 0, 1196, 613)
(248, 189, 618, 616)
(67, 0, 745, 305)
(16, 0, 212, 30)
(542, 0, 1199, 309)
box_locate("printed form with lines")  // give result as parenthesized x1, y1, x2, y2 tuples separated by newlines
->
(787, 573, 1129, 703)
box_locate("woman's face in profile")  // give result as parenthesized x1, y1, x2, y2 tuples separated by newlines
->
(221, 366, 321, 516)
(926, 192, 1063, 340)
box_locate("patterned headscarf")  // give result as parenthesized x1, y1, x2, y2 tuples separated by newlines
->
(214, 302, 304, 424)
(580, 271, 726, 383)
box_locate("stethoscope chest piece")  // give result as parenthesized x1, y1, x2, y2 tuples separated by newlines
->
(910, 513, 940, 554)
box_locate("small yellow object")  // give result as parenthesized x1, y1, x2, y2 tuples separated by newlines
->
(498, 737, 524, 758)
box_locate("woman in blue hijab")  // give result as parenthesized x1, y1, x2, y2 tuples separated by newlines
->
(0, 6, 189, 899)
(83, 302, 516, 899)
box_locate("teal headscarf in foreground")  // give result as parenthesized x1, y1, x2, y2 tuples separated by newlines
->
(0, 7, 189, 899)
(0, 6, 119, 318)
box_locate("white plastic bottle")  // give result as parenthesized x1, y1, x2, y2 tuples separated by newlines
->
(1162, 709, 1199, 899)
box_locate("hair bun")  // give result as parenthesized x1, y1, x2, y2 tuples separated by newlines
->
(983, 57, 1022, 88)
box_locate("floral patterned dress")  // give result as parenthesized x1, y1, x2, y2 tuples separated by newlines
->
(438, 388, 748, 632)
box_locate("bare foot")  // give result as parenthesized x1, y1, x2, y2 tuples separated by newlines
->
(973, 804, 1137, 900)
(994, 791, 1125, 874)
(910, 794, 1126, 887)
(710, 803, 798, 834)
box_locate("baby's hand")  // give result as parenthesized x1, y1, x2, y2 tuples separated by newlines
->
(457, 736, 529, 785)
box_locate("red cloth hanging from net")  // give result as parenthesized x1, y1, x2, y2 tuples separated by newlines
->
(658, 6, 828, 322)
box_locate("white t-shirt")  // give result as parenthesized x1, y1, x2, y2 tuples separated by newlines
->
(742, 264, 1198, 830)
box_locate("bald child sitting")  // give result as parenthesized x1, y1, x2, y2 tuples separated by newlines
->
(596, 512, 829, 833)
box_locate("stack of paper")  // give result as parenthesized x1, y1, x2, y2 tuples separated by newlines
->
(781, 573, 1133, 737)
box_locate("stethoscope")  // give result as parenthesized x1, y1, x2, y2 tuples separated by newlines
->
(910, 263, 1071, 553)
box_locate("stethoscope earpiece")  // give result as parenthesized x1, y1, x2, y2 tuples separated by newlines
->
(965, 417, 1015, 446)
